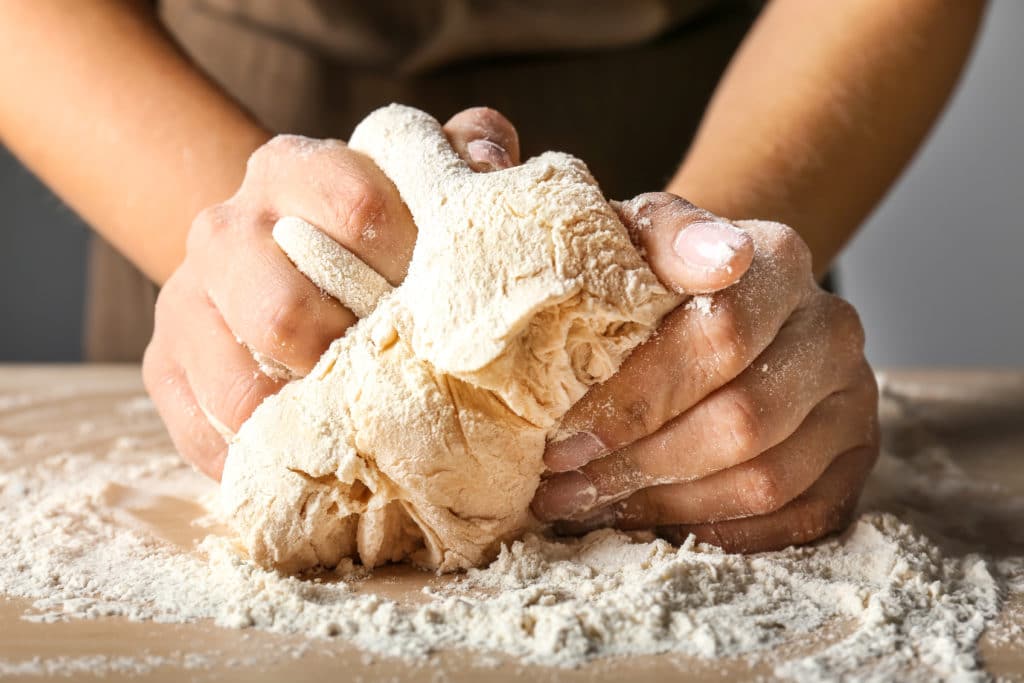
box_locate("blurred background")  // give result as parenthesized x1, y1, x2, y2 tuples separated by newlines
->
(1, 1, 1021, 367)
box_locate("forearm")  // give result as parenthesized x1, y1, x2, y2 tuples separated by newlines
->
(0, 0, 271, 284)
(669, 0, 986, 277)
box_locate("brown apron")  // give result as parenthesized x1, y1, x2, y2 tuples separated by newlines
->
(84, 0, 759, 361)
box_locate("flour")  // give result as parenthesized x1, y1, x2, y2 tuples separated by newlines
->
(0, 653, 215, 678)
(686, 294, 714, 316)
(0, 383, 1019, 680)
(272, 215, 393, 320)
(221, 105, 681, 574)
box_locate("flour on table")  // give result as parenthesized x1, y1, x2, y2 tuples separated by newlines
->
(0, 653, 215, 678)
(220, 104, 682, 573)
(1, 377, 1022, 680)
(0, 445, 1013, 679)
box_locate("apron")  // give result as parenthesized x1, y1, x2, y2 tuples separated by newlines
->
(84, 0, 760, 361)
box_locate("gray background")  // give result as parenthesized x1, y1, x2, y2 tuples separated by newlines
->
(1, 1, 1021, 366)
(837, 0, 1024, 368)
(0, 148, 89, 362)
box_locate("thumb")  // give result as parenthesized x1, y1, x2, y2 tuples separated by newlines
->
(442, 107, 521, 172)
(616, 192, 754, 294)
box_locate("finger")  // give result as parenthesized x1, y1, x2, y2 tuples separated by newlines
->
(557, 371, 878, 532)
(349, 105, 498, 233)
(272, 216, 393, 319)
(171, 266, 286, 435)
(545, 221, 815, 473)
(242, 135, 416, 284)
(189, 205, 356, 376)
(534, 294, 865, 522)
(657, 445, 878, 553)
(142, 337, 229, 481)
(616, 193, 754, 295)
(442, 107, 522, 172)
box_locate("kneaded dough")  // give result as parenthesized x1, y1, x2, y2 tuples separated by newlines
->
(220, 105, 682, 573)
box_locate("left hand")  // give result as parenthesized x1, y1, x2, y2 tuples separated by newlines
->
(143, 107, 520, 479)
(531, 193, 879, 553)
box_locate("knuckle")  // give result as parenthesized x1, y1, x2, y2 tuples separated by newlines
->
(214, 373, 267, 430)
(245, 135, 287, 171)
(151, 270, 186, 333)
(247, 135, 346, 178)
(751, 221, 812, 281)
(257, 134, 302, 158)
(798, 498, 850, 543)
(695, 298, 749, 381)
(151, 285, 172, 330)
(186, 203, 235, 254)
(140, 341, 181, 423)
(859, 364, 880, 413)
(863, 440, 882, 469)
(721, 390, 763, 457)
(241, 136, 294, 189)
(779, 224, 813, 273)
(744, 219, 789, 247)
(828, 296, 867, 355)
(737, 464, 785, 516)
(333, 169, 388, 245)
(623, 192, 676, 219)
(140, 342, 165, 398)
(258, 288, 310, 351)
(841, 366, 880, 447)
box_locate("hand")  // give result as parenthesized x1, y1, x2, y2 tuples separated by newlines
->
(143, 108, 521, 479)
(531, 193, 879, 553)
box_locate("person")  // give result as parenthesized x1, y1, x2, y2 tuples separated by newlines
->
(0, 1, 986, 552)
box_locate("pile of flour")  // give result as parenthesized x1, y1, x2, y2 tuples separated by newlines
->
(1, 384, 1021, 681)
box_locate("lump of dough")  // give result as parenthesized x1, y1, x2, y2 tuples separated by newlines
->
(219, 104, 683, 573)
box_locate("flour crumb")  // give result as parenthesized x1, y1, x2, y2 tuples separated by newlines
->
(685, 295, 714, 316)
(0, 439, 1009, 679)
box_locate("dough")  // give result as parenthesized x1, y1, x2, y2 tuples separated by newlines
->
(219, 105, 682, 573)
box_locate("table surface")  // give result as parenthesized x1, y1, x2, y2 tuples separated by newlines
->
(1, 365, 1023, 682)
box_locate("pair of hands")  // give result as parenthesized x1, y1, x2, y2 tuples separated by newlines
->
(144, 108, 878, 553)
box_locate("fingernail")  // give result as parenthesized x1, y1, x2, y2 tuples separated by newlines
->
(531, 471, 598, 522)
(545, 431, 606, 472)
(672, 222, 748, 270)
(466, 139, 513, 171)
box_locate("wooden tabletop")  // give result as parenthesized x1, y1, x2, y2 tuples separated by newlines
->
(1, 365, 1023, 682)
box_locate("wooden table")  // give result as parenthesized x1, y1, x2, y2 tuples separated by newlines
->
(1, 365, 1022, 681)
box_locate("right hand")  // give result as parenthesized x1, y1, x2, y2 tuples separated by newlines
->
(531, 197, 877, 552)
(143, 108, 521, 479)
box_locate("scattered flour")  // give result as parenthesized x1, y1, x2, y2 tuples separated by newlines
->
(2, 372, 1023, 681)
(0, 432, 1018, 680)
(116, 396, 163, 417)
(0, 653, 215, 678)
(221, 105, 681, 574)
(685, 294, 714, 316)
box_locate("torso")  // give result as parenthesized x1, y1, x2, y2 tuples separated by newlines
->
(85, 0, 760, 361)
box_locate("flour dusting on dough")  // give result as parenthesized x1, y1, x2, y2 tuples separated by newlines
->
(219, 105, 682, 573)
